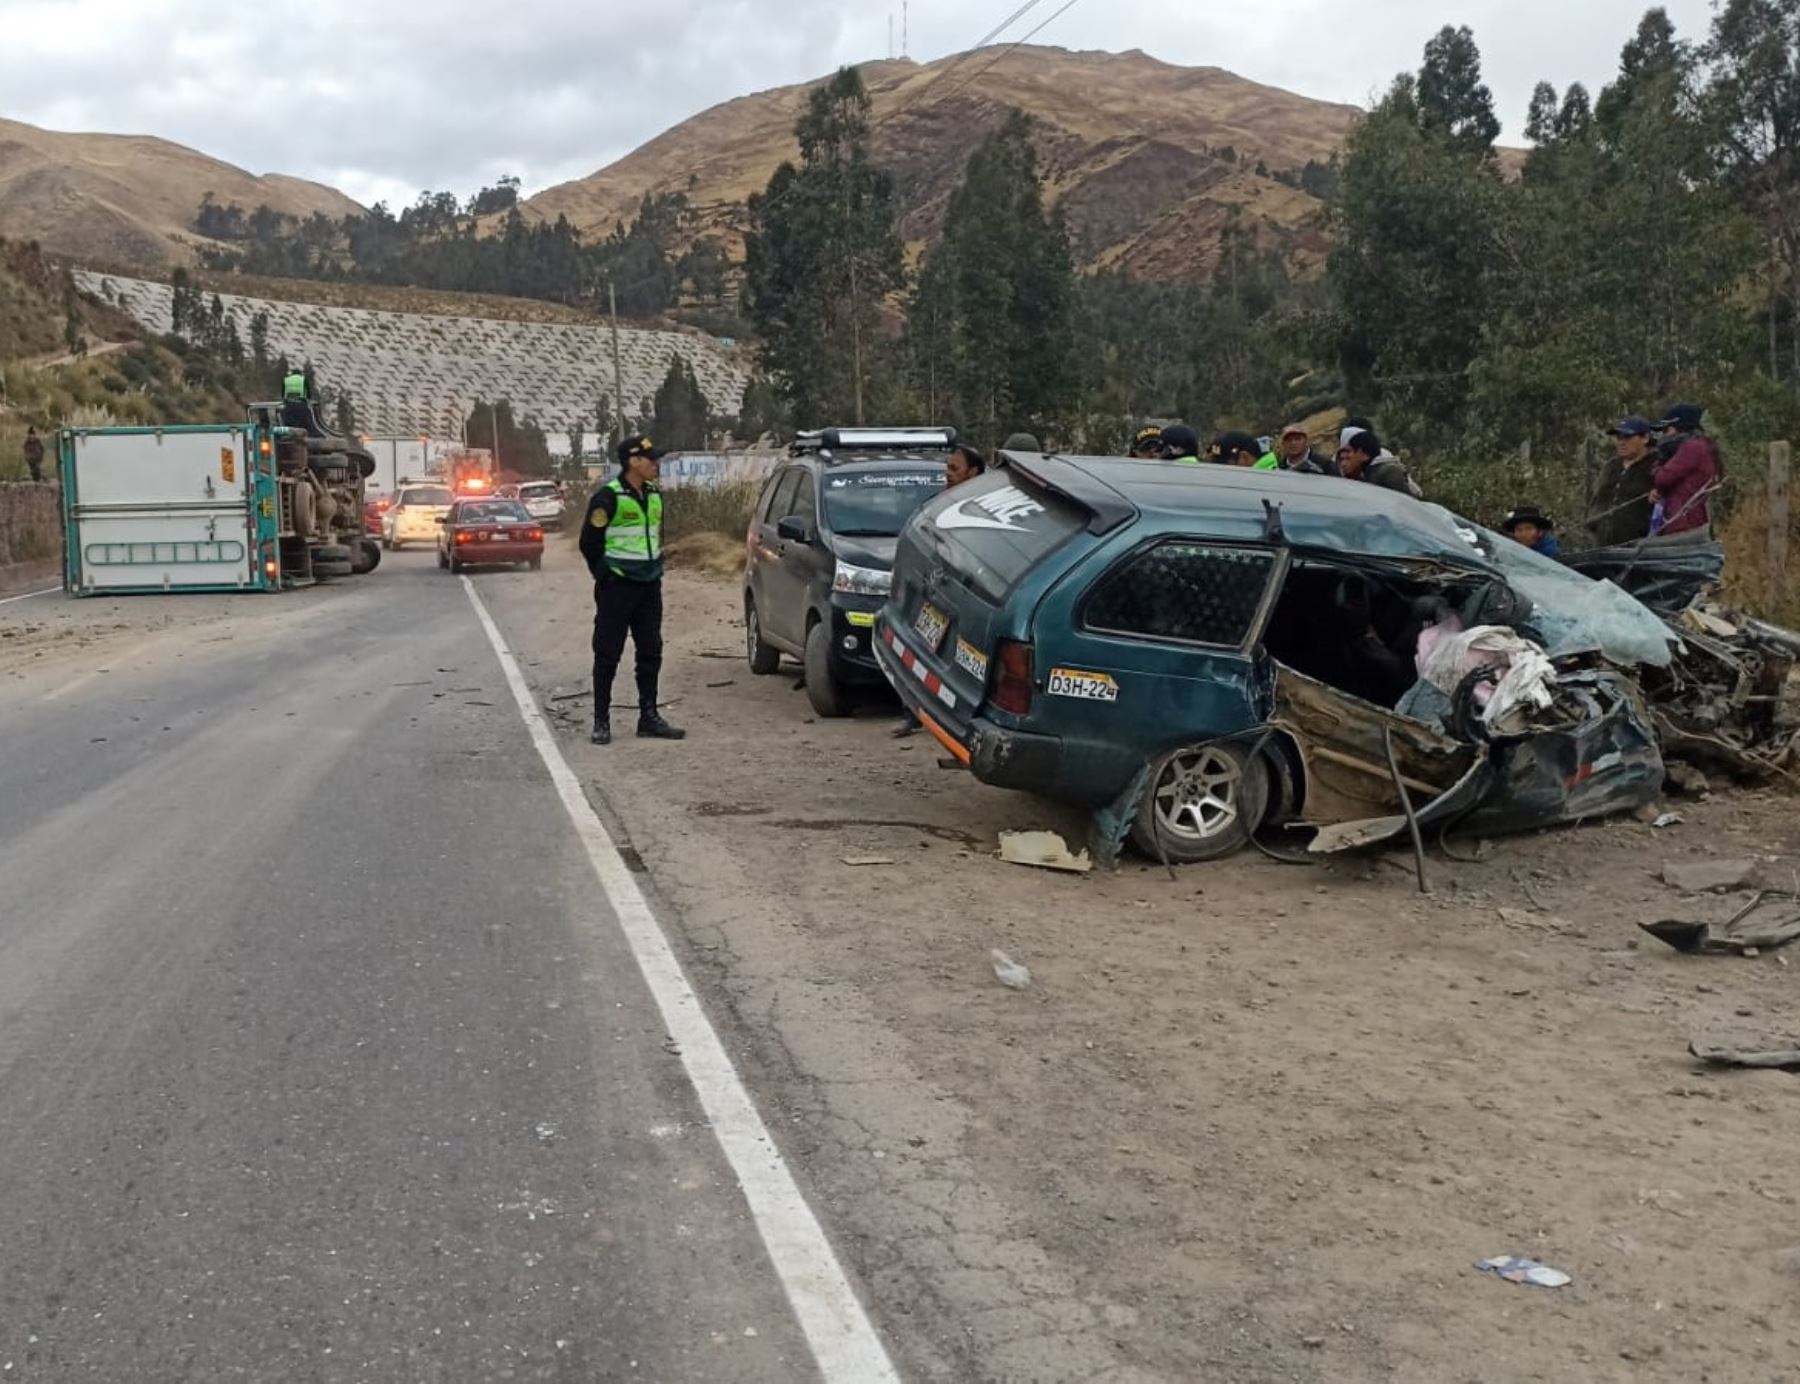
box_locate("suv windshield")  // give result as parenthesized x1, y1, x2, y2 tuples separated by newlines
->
(823, 469, 944, 536)
(915, 470, 1086, 603)
(401, 486, 454, 507)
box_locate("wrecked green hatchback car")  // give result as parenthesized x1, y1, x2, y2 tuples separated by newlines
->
(875, 454, 1674, 863)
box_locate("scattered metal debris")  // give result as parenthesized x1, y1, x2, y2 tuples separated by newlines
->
(1476, 1256, 1571, 1289)
(997, 831, 1093, 875)
(841, 855, 897, 867)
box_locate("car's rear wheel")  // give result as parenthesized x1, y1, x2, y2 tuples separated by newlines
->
(438, 547, 449, 570)
(528, 555, 543, 571)
(804, 620, 849, 718)
(449, 556, 463, 574)
(1129, 741, 1269, 865)
(745, 597, 780, 675)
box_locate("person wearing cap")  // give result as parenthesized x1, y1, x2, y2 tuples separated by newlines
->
(579, 435, 685, 745)
(1587, 416, 1657, 546)
(1501, 505, 1562, 558)
(1161, 424, 1203, 463)
(1339, 430, 1423, 498)
(1649, 403, 1721, 541)
(1130, 425, 1164, 459)
(1275, 423, 1337, 476)
(1213, 431, 1263, 467)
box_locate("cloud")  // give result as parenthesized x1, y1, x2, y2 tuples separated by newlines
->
(0, 0, 1720, 206)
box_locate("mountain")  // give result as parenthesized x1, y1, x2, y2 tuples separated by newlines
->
(0, 117, 362, 270)
(524, 47, 1363, 280)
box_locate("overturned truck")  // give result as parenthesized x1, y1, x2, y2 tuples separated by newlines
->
(877, 455, 1709, 864)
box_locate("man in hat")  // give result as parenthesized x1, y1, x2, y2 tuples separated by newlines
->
(1502, 505, 1562, 558)
(579, 435, 685, 745)
(1212, 431, 1263, 467)
(1160, 424, 1203, 463)
(22, 425, 46, 483)
(1587, 416, 1658, 546)
(1130, 425, 1164, 459)
(1650, 403, 1721, 540)
(1274, 423, 1337, 476)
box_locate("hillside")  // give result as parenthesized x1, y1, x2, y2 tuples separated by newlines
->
(0, 117, 362, 270)
(525, 47, 1362, 279)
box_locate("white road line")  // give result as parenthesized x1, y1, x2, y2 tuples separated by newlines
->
(0, 587, 60, 607)
(461, 577, 900, 1384)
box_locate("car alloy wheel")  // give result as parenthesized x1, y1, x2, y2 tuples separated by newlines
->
(1131, 741, 1269, 865)
(745, 599, 780, 675)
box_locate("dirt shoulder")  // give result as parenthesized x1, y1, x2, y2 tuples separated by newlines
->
(486, 542, 1800, 1383)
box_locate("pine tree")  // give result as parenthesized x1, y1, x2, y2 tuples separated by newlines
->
(744, 66, 906, 425)
(904, 111, 1076, 445)
(1416, 25, 1502, 159)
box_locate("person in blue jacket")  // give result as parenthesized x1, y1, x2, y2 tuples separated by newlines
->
(1502, 505, 1562, 559)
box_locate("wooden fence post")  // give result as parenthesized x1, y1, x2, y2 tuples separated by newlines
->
(1770, 440, 1792, 611)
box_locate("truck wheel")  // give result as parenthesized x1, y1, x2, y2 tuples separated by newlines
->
(745, 597, 781, 675)
(350, 539, 381, 576)
(804, 620, 849, 718)
(1129, 742, 1269, 865)
(390, 538, 404, 551)
(311, 544, 354, 579)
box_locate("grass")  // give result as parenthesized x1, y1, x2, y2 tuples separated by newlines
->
(662, 480, 760, 543)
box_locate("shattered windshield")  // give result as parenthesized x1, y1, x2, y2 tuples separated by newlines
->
(1482, 526, 1676, 668)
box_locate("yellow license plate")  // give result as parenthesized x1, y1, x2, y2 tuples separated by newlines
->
(913, 601, 949, 652)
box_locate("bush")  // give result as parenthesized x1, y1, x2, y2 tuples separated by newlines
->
(662, 480, 759, 542)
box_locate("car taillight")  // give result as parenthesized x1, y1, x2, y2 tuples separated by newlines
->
(455, 531, 473, 544)
(528, 528, 543, 541)
(992, 639, 1034, 715)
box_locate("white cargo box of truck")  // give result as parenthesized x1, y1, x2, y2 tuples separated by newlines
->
(59, 424, 280, 594)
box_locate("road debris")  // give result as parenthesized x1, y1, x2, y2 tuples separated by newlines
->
(990, 950, 1032, 990)
(1662, 858, 1762, 893)
(841, 855, 897, 867)
(1688, 1040, 1800, 1071)
(1653, 812, 1684, 829)
(1476, 1256, 1571, 1288)
(1640, 893, 1800, 955)
(997, 830, 1093, 874)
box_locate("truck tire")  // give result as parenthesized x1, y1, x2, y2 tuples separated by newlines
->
(804, 620, 849, 718)
(350, 539, 381, 576)
(311, 544, 354, 580)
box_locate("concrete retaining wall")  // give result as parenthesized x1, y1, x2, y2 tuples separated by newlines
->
(0, 482, 63, 570)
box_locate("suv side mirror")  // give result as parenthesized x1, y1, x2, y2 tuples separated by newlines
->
(776, 515, 812, 544)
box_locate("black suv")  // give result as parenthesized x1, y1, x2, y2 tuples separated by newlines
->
(744, 428, 952, 715)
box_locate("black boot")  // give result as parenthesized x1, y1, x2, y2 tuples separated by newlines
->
(637, 708, 686, 740)
(591, 714, 612, 746)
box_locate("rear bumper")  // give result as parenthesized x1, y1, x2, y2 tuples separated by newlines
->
(451, 542, 542, 563)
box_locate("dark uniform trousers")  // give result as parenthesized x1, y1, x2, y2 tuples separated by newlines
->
(592, 577, 663, 713)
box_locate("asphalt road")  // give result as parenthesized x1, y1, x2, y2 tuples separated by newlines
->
(0, 557, 822, 1382)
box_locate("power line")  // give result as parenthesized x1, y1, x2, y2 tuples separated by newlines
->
(922, 0, 1085, 113)
(876, 0, 1046, 128)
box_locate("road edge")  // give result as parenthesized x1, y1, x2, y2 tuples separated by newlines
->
(459, 575, 901, 1384)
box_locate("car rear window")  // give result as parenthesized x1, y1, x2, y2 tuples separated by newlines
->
(824, 469, 944, 537)
(517, 483, 559, 499)
(401, 486, 454, 506)
(457, 501, 530, 522)
(1083, 541, 1277, 648)
(914, 470, 1086, 604)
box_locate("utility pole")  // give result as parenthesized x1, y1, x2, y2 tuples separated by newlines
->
(903, 0, 908, 57)
(489, 400, 501, 475)
(610, 281, 626, 454)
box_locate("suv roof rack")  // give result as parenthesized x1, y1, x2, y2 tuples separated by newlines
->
(789, 426, 957, 458)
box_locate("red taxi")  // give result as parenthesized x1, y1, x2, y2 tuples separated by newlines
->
(436, 498, 545, 574)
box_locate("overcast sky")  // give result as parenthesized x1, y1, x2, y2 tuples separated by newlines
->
(2, 0, 1718, 209)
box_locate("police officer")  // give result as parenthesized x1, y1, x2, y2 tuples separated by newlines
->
(580, 435, 685, 745)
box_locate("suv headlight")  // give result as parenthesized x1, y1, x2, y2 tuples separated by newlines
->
(832, 560, 891, 596)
